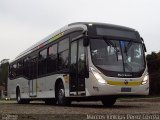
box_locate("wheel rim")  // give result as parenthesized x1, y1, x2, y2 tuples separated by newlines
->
(17, 92, 20, 102)
(58, 88, 64, 104)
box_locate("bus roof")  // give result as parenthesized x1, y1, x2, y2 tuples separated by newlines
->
(12, 23, 88, 62)
(11, 22, 137, 63)
(69, 22, 136, 31)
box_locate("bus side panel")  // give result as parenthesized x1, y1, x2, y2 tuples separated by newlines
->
(8, 77, 29, 99)
(36, 75, 56, 98)
(33, 74, 69, 98)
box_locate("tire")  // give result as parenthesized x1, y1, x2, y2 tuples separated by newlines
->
(16, 88, 30, 104)
(101, 97, 116, 107)
(44, 99, 56, 105)
(56, 82, 71, 106)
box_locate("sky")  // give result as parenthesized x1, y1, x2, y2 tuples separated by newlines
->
(0, 0, 160, 61)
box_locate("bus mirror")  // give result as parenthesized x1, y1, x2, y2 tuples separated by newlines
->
(143, 43, 147, 52)
(83, 36, 89, 47)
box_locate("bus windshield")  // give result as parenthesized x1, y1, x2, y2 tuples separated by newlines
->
(90, 38, 145, 77)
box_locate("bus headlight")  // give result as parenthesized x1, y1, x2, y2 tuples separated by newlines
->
(90, 67, 106, 84)
(141, 75, 149, 85)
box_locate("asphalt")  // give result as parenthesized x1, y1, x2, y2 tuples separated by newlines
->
(0, 98, 160, 120)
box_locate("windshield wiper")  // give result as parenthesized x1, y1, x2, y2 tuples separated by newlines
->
(124, 40, 132, 54)
(103, 37, 119, 53)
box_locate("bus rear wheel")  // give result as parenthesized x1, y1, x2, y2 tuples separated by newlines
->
(56, 82, 71, 106)
(101, 97, 116, 107)
(16, 88, 30, 104)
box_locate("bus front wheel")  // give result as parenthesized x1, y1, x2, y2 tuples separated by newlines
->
(101, 97, 116, 107)
(56, 82, 71, 106)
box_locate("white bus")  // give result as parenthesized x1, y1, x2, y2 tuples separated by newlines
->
(8, 22, 149, 107)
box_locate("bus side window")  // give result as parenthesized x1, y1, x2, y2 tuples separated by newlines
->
(17, 60, 23, 77)
(78, 39, 85, 76)
(24, 57, 30, 79)
(58, 38, 69, 70)
(38, 49, 47, 76)
(9, 65, 12, 79)
(47, 44, 57, 73)
(9, 64, 16, 80)
(9, 63, 17, 79)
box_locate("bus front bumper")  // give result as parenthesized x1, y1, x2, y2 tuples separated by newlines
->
(87, 83, 149, 96)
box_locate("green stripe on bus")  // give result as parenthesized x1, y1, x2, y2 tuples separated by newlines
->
(49, 32, 64, 43)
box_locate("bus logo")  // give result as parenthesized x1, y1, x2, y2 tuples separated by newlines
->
(124, 80, 128, 85)
(118, 73, 132, 77)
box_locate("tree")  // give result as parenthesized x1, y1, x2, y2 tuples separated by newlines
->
(147, 51, 160, 95)
(0, 59, 9, 92)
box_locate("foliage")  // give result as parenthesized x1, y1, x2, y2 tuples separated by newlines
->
(146, 51, 160, 95)
(0, 62, 9, 87)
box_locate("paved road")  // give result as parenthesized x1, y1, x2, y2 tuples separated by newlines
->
(0, 100, 160, 120)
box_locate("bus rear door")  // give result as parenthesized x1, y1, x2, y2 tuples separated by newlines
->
(29, 57, 37, 97)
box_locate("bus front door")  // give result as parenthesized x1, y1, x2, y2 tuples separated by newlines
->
(70, 39, 86, 96)
(29, 57, 37, 97)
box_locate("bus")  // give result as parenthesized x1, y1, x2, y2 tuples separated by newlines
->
(8, 22, 149, 107)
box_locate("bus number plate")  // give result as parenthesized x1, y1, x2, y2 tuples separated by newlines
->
(121, 87, 131, 92)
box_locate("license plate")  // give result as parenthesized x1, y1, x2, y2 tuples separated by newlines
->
(121, 87, 131, 92)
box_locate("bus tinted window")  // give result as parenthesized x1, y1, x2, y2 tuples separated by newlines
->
(58, 50, 69, 70)
(49, 44, 57, 56)
(58, 38, 69, 70)
(17, 60, 23, 76)
(38, 49, 47, 76)
(30, 57, 38, 79)
(24, 57, 30, 79)
(58, 38, 69, 52)
(47, 44, 57, 73)
(39, 49, 47, 59)
(78, 40, 85, 76)
(9, 63, 17, 79)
